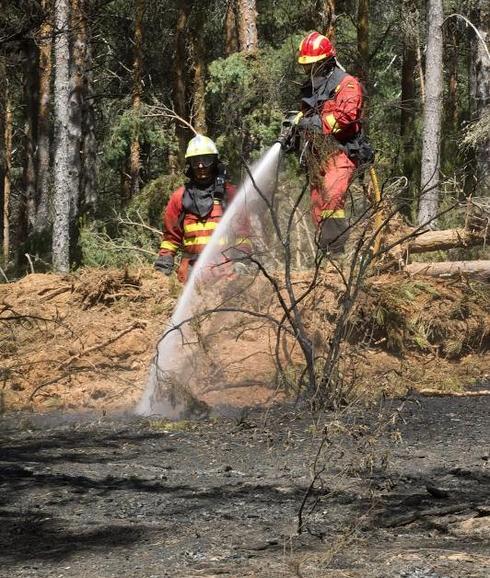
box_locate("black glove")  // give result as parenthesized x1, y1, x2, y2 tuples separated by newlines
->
(298, 114, 323, 133)
(154, 254, 174, 276)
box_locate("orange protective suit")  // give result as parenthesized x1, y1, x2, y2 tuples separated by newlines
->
(300, 68, 364, 227)
(159, 182, 251, 283)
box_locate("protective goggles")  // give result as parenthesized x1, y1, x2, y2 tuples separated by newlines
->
(189, 155, 217, 169)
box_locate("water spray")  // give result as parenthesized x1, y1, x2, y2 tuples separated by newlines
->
(136, 143, 283, 417)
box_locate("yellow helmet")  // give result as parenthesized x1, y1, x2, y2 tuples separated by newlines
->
(185, 135, 219, 159)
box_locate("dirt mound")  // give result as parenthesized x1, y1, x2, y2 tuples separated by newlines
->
(0, 268, 488, 413)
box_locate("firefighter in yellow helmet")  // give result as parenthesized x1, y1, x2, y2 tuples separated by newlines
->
(154, 135, 250, 283)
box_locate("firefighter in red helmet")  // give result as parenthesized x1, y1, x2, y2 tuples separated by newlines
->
(291, 31, 372, 254)
(154, 135, 250, 283)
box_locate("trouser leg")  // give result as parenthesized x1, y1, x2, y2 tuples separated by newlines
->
(310, 150, 356, 254)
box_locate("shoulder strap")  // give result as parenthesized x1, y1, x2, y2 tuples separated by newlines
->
(302, 67, 348, 109)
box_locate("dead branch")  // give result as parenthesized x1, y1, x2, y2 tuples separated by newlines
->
(59, 321, 146, 369)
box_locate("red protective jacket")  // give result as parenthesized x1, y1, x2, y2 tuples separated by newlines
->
(301, 68, 363, 143)
(300, 68, 364, 224)
(159, 182, 251, 282)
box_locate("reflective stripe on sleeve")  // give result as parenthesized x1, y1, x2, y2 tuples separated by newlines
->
(324, 113, 340, 133)
(321, 209, 346, 219)
(160, 240, 179, 252)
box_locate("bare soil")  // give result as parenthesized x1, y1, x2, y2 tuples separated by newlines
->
(0, 392, 488, 577)
(1, 268, 488, 413)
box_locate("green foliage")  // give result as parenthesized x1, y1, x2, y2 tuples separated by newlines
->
(207, 39, 302, 170)
(79, 220, 154, 268)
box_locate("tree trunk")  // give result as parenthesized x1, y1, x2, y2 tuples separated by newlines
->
(236, 0, 258, 54)
(35, 0, 53, 232)
(173, 1, 190, 162)
(224, 0, 238, 55)
(129, 0, 144, 198)
(320, 0, 336, 42)
(418, 0, 443, 228)
(446, 20, 459, 134)
(24, 39, 39, 232)
(191, 33, 207, 134)
(357, 0, 369, 87)
(68, 0, 84, 264)
(406, 228, 488, 253)
(3, 87, 13, 265)
(52, 0, 73, 272)
(81, 0, 97, 211)
(469, 0, 490, 196)
(405, 260, 490, 280)
(400, 0, 419, 216)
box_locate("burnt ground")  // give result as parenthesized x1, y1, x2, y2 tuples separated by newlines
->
(0, 391, 489, 578)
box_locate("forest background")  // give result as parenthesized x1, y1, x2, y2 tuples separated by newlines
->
(0, 0, 488, 276)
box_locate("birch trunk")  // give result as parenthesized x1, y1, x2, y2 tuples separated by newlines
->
(236, 0, 258, 54)
(418, 0, 443, 228)
(35, 0, 53, 232)
(52, 0, 73, 272)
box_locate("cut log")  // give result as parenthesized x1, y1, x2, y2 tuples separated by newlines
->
(407, 228, 488, 254)
(405, 260, 490, 280)
(418, 389, 490, 397)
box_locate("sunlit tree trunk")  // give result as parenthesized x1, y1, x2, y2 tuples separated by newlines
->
(2, 85, 12, 264)
(52, 0, 73, 272)
(35, 0, 53, 232)
(129, 0, 144, 197)
(236, 0, 258, 54)
(173, 1, 190, 162)
(418, 0, 443, 227)
(225, 0, 238, 55)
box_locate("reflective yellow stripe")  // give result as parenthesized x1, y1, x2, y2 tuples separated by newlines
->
(160, 240, 179, 251)
(183, 221, 218, 234)
(183, 236, 212, 246)
(321, 209, 346, 219)
(324, 113, 340, 133)
(184, 236, 231, 247)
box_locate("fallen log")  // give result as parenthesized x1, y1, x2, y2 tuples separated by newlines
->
(418, 389, 490, 397)
(407, 228, 488, 254)
(405, 260, 490, 280)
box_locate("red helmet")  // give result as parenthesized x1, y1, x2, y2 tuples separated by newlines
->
(298, 31, 336, 64)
